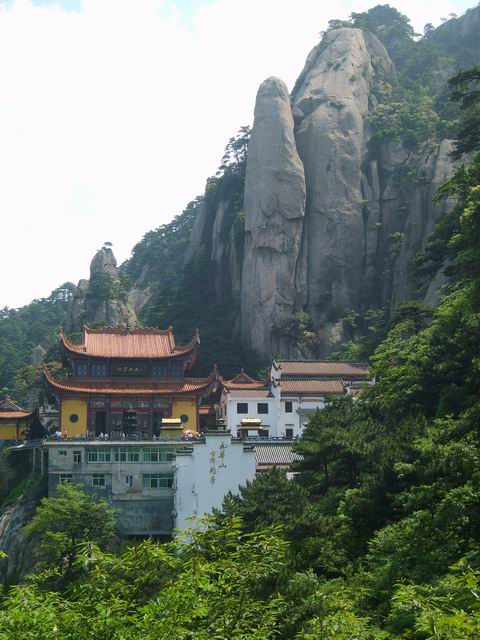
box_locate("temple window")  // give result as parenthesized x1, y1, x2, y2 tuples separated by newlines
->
(92, 473, 106, 486)
(237, 403, 248, 414)
(113, 447, 140, 462)
(285, 401, 293, 413)
(152, 362, 169, 377)
(257, 403, 269, 414)
(91, 363, 107, 377)
(128, 448, 140, 462)
(87, 447, 111, 463)
(143, 448, 173, 462)
(171, 362, 183, 377)
(76, 363, 88, 376)
(143, 473, 173, 489)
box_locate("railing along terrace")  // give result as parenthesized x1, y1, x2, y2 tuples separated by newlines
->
(45, 434, 206, 443)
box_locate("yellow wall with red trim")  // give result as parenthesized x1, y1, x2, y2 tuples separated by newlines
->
(172, 397, 198, 432)
(0, 421, 26, 440)
(60, 399, 88, 436)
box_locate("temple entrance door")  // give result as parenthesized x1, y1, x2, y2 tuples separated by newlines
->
(152, 411, 164, 437)
(95, 411, 106, 436)
(123, 411, 137, 436)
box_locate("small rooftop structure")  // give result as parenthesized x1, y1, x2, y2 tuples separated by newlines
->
(254, 441, 302, 469)
(0, 396, 36, 421)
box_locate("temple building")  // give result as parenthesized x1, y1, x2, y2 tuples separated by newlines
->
(0, 396, 38, 442)
(44, 326, 216, 438)
(218, 360, 373, 439)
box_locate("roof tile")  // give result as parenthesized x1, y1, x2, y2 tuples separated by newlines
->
(279, 379, 344, 395)
(0, 411, 34, 420)
(255, 443, 302, 466)
(276, 360, 370, 378)
(226, 389, 272, 398)
(44, 369, 215, 396)
(61, 326, 199, 359)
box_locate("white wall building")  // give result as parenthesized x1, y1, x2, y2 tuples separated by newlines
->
(174, 432, 256, 531)
(44, 433, 256, 536)
(218, 371, 280, 438)
(219, 361, 373, 439)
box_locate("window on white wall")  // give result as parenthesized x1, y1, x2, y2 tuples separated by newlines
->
(285, 401, 293, 413)
(257, 403, 269, 414)
(92, 474, 106, 486)
(237, 403, 248, 414)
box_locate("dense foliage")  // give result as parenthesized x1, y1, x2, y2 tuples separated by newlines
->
(0, 284, 74, 398)
(0, 506, 286, 639)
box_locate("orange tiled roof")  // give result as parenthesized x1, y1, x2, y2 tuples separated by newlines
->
(0, 396, 35, 419)
(0, 411, 34, 420)
(226, 389, 273, 398)
(0, 396, 26, 412)
(61, 326, 199, 359)
(276, 360, 370, 379)
(220, 370, 268, 391)
(44, 368, 215, 396)
(279, 379, 345, 395)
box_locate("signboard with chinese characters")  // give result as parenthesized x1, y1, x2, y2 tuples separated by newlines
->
(112, 362, 148, 376)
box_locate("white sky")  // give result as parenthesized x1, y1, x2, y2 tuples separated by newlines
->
(0, 0, 473, 308)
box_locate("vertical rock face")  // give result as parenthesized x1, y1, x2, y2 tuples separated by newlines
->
(68, 247, 138, 330)
(240, 29, 397, 359)
(141, 12, 479, 364)
(0, 501, 37, 585)
(241, 77, 306, 357)
(391, 140, 456, 308)
(291, 29, 396, 352)
(183, 26, 457, 362)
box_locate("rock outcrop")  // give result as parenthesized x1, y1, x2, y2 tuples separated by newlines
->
(0, 500, 37, 585)
(289, 29, 396, 354)
(68, 247, 138, 330)
(132, 9, 480, 364)
(391, 139, 456, 307)
(241, 77, 306, 357)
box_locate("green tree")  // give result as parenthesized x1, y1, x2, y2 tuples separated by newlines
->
(0, 517, 286, 639)
(24, 483, 117, 585)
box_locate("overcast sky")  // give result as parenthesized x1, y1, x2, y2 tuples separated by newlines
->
(0, 0, 473, 308)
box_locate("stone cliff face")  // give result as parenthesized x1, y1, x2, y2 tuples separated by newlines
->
(391, 140, 456, 308)
(182, 24, 461, 361)
(241, 77, 305, 357)
(229, 26, 454, 360)
(271, 28, 396, 356)
(127, 9, 479, 364)
(68, 247, 138, 330)
(0, 500, 37, 585)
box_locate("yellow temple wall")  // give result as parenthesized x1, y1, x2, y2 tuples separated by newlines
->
(172, 397, 198, 431)
(61, 398, 88, 436)
(0, 422, 24, 440)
